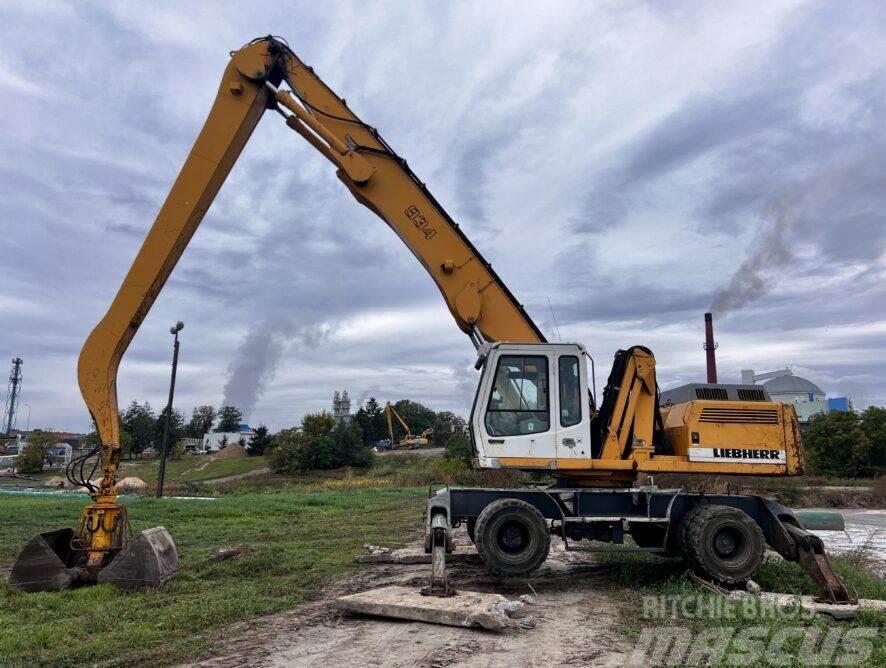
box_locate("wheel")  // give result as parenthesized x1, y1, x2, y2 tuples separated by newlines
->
(679, 504, 764, 586)
(474, 498, 550, 577)
(466, 517, 477, 544)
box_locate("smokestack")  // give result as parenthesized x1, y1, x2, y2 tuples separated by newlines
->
(704, 313, 718, 384)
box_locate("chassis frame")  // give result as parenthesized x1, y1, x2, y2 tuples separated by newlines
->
(423, 483, 853, 603)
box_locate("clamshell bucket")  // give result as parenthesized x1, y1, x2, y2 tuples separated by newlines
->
(8, 528, 84, 592)
(8, 526, 178, 592)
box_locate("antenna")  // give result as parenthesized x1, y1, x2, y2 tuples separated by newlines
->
(547, 297, 563, 343)
(3, 357, 23, 435)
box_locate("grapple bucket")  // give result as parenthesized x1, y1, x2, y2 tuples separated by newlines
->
(8, 528, 85, 592)
(7, 526, 178, 592)
(96, 526, 179, 589)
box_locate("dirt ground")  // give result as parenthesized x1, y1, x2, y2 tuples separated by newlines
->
(188, 529, 631, 667)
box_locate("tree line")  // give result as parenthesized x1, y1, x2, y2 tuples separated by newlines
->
(109, 395, 467, 465)
(270, 396, 469, 473)
(15, 397, 885, 479)
(117, 402, 246, 457)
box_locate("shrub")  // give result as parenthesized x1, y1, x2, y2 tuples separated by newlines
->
(804, 411, 880, 477)
(268, 420, 372, 473)
(15, 442, 46, 473)
(331, 421, 373, 468)
(247, 425, 273, 456)
(171, 441, 187, 460)
(443, 434, 473, 467)
(268, 431, 331, 473)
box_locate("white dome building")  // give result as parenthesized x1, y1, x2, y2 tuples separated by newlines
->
(762, 373, 826, 404)
(740, 368, 847, 423)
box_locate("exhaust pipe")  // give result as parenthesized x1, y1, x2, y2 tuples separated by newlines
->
(704, 312, 718, 384)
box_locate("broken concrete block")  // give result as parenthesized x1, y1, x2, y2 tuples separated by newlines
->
(518, 615, 538, 629)
(335, 585, 513, 630)
(519, 594, 537, 605)
(489, 599, 525, 616)
(746, 580, 762, 596)
(757, 593, 877, 621)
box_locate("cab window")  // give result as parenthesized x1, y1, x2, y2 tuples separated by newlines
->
(484, 355, 549, 436)
(558, 355, 582, 427)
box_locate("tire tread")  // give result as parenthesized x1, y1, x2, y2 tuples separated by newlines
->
(475, 498, 550, 577)
(680, 504, 764, 586)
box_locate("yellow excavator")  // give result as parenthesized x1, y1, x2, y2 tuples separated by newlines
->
(9, 36, 851, 603)
(384, 402, 432, 450)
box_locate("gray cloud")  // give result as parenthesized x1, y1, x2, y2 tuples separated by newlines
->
(3, 1, 886, 434)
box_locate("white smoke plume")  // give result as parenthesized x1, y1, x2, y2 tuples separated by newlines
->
(222, 316, 335, 419)
(355, 385, 383, 408)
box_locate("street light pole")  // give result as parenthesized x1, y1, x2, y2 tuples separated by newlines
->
(157, 322, 183, 499)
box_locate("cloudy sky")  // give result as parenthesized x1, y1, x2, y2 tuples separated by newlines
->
(2, 1, 885, 433)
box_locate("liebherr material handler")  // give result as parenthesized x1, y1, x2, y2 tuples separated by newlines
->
(10, 36, 851, 603)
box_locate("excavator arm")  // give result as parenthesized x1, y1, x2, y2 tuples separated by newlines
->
(80, 35, 544, 484)
(61, 36, 546, 580)
(385, 402, 413, 444)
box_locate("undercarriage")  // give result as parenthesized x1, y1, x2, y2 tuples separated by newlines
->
(424, 483, 854, 605)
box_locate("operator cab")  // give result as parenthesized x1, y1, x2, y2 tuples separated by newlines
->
(471, 343, 593, 467)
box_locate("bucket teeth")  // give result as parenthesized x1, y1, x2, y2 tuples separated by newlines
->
(96, 527, 179, 589)
(8, 528, 85, 592)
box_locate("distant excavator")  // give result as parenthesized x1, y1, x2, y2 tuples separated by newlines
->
(384, 402, 432, 450)
(8, 36, 852, 604)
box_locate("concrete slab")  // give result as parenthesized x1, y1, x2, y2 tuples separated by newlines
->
(759, 592, 886, 620)
(334, 585, 512, 630)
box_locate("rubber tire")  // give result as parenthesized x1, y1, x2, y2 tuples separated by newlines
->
(466, 517, 477, 544)
(679, 504, 764, 586)
(474, 498, 550, 577)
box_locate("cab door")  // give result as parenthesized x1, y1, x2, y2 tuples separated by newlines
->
(476, 348, 556, 461)
(554, 351, 592, 460)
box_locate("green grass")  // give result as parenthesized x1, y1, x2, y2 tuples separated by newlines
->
(600, 552, 885, 666)
(117, 455, 269, 485)
(0, 487, 425, 666)
(0, 456, 270, 490)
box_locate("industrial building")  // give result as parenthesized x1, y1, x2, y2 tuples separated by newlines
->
(200, 424, 255, 452)
(741, 368, 851, 423)
(661, 313, 853, 425)
(332, 390, 352, 424)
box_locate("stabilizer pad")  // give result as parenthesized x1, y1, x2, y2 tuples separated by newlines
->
(8, 528, 83, 592)
(97, 526, 179, 589)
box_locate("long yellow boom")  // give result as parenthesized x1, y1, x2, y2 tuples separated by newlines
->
(74, 36, 544, 570)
